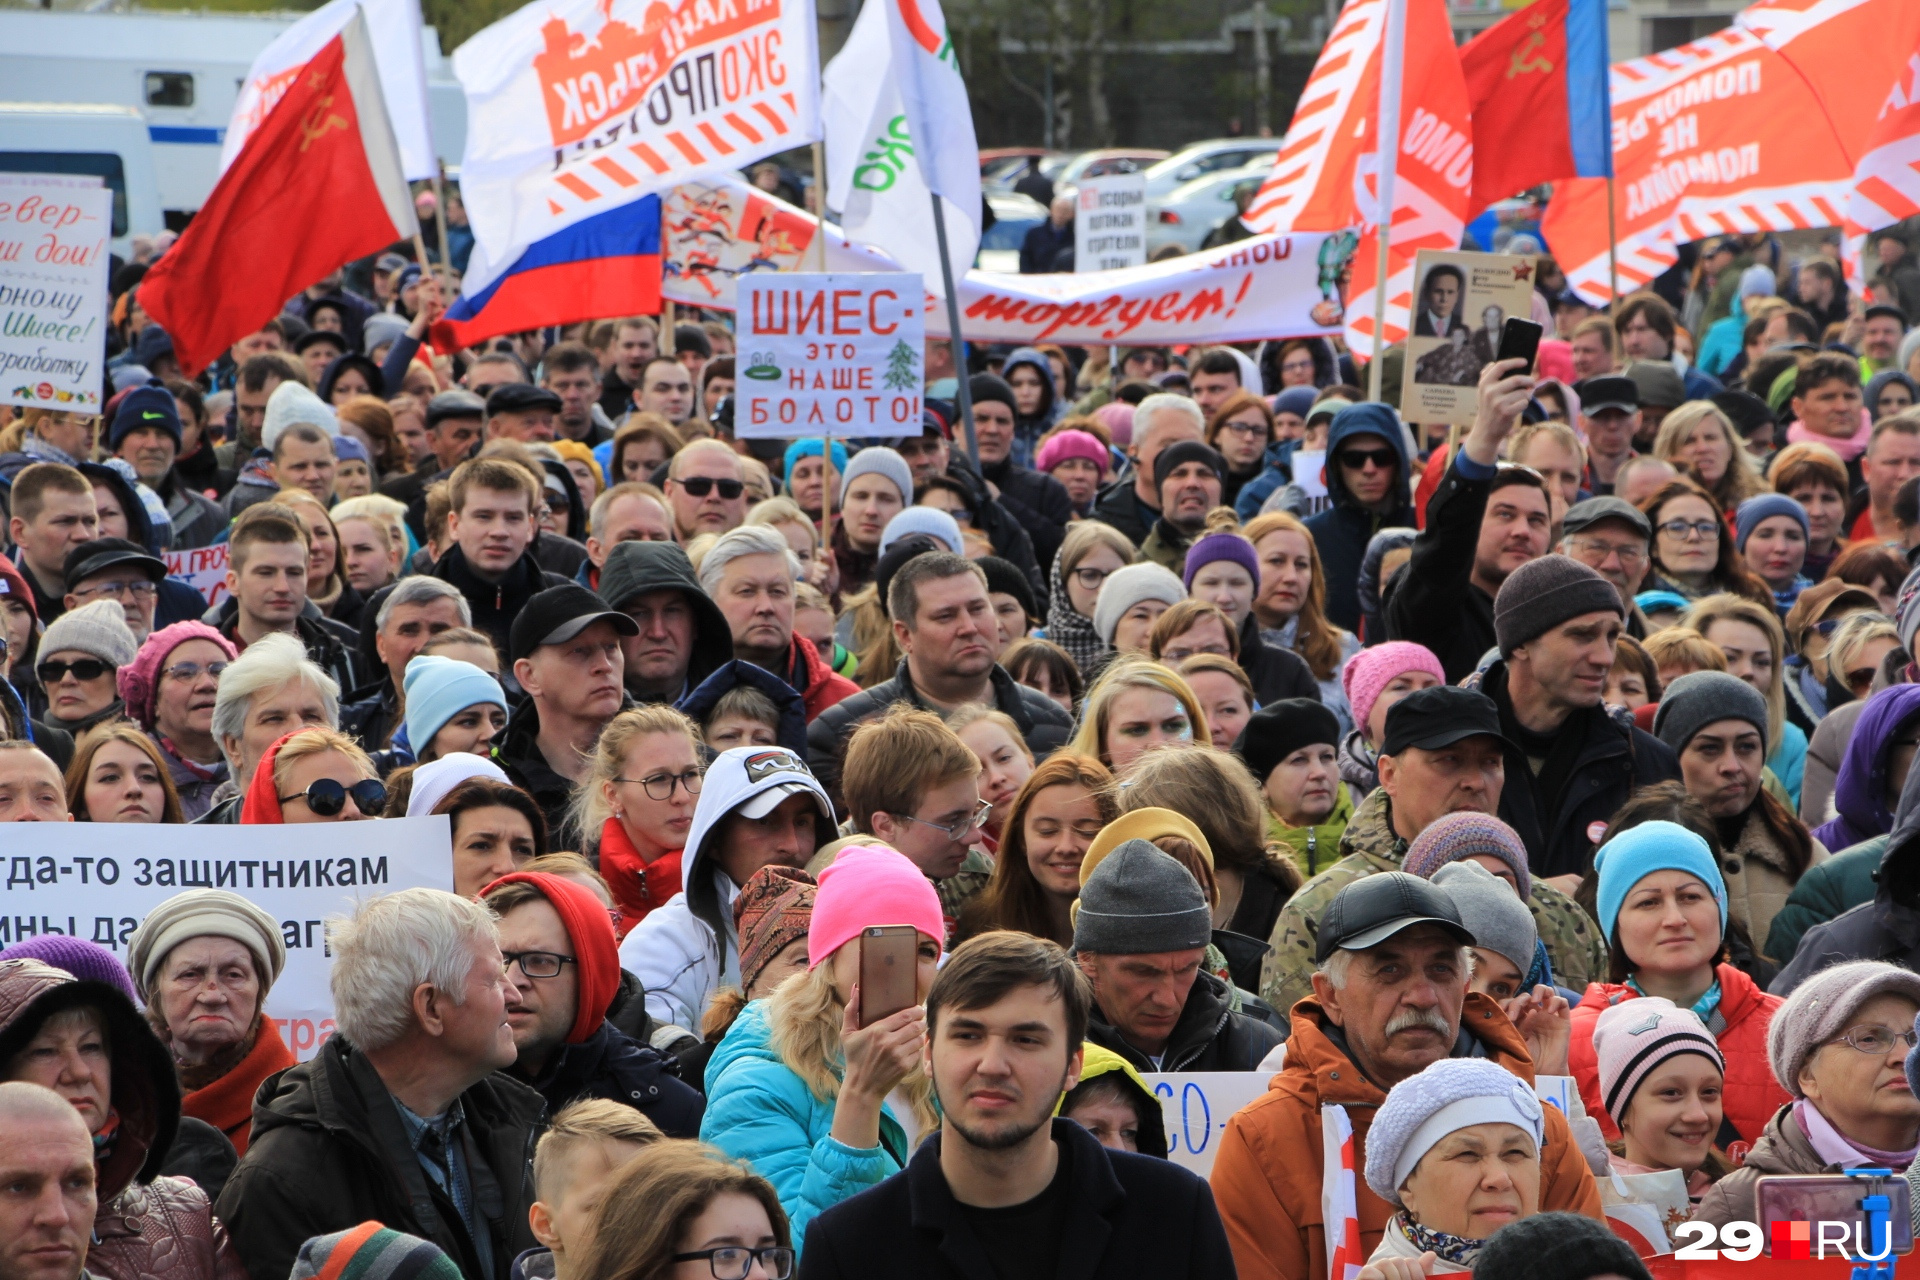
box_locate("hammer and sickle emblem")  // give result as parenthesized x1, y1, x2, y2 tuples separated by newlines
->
(1507, 29, 1554, 78)
(298, 95, 349, 152)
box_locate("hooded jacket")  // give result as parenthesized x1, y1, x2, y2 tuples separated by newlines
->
(0, 959, 246, 1280)
(77, 461, 207, 628)
(676, 659, 810, 757)
(1811, 685, 1920, 851)
(216, 1035, 544, 1280)
(1305, 406, 1416, 632)
(1768, 750, 1920, 964)
(1087, 969, 1281, 1074)
(1568, 962, 1787, 1146)
(496, 692, 633, 842)
(1772, 808, 1920, 995)
(941, 451, 1046, 593)
(1060, 1044, 1170, 1159)
(1000, 347, 1065, 468)
(595, 541, 734, 702)
(1207, 992, 1604, 1280)
(430, 544, 573, 659)
(616, 746, 835, 1030)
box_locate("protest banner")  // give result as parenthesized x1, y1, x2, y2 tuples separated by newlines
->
(1075, 172, 1147, 273)
(454, 0, 822, 276)
(0, 818, 453, 1061)
(0, 174, 110, 413)
(930, 231, 1350, 347)
(1400, 248, 1537, 426)
(165, 543, 230, 609)
(1142, 1071, 1271, 1175)
(734, 272, 924, 438)
(661, 176, 898, 308)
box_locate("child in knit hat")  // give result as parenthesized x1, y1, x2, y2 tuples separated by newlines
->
(1590, 997, 1727, 1199)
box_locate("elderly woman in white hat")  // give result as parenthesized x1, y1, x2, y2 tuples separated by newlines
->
(125, 888, 289, 1155)
(1358, 1058, 1548, 1279)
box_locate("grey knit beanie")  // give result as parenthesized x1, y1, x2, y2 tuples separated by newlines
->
(1072, 838, 1212, 955)
(1771, 960, 1920, 1097)
(1652, 670, 1769, 755)
(1431, 860, 1537, 975)
(1091, 563, 1186, 645)
(1491, 554, 1623, 656)
(838, 446, 913, 506)
(38, 599, 137, 669)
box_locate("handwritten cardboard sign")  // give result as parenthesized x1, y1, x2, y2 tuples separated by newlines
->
(0, 174, 111, 412)
(735, 272, 925, 438)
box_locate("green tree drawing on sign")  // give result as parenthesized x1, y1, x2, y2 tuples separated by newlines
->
(882, 339, 919, 391)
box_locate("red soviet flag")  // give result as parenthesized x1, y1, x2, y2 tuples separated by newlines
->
(142, 7, 417, 376)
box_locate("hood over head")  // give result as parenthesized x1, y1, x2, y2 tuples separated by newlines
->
(675, 659, 810, 759)
(1321, 404, 1411, 514)
(679, 746, 835, 955)
(595, 540, 734, 693)
(1819, 685, 1920, 851)
(480, 871, 620, 1044)
(1054, 1042, 1169, 1159)
(1001, 348, 1059, 425)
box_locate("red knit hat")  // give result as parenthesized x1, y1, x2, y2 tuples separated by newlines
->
(239, 730, 301, 824)
(479, 871, 619, 1044)
(0, 558, 37, 624)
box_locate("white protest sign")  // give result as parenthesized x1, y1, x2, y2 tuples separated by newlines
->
(1143, 1071, 1272, 1175)
(0, 819, 453, 1061)
(1076, 173, 1146, 273)
(735, 272, 924, 439)
(1288, 448, 1329, 516)
(165, 543, 230, 608)
(0, 175, 110, 414)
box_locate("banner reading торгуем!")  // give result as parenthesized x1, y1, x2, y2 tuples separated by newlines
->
(735, 272, 925, 438)
(0, 175, 110, 413)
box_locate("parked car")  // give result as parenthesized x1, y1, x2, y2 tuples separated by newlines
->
(1146, 167, 1268, 256)
(1049, 148, 1169, 199)
(1143, 139, 1282, 200)
(975, 190, 1050, 273)
(981, 148, 1054, 190)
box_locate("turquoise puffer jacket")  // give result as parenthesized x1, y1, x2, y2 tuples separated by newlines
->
(700, 998, 909, 1252)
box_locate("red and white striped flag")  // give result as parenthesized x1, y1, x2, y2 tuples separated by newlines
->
(1841, 56, 1920, 292)
(1320, 1104, 1365, 1280)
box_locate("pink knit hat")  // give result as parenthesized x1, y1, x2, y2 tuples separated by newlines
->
(117, 621, 237, 731)
(1094, 401, 1135, 447)
(1341, 641, 1446, 740)
(807, 844, 946, 970)
(1036, 429, 1109, 476)
(1592, 997, 1722, 1126)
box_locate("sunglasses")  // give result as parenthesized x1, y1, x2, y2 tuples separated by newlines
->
(278, 777, 387, 817)
(37, 658, 113, 684)
(1337, 446, 1397, 470)
(675, 476, 745, 499)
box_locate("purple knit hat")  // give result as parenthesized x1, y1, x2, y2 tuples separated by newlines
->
(1402, 811, 1533, 899)
(117, 621, 236, 731)
(1182, 532, 1261, 591)
(0, 936, 138, 1004)
(1341, 641, 1446, 741)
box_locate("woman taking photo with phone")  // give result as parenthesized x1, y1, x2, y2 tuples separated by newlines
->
(701, 845, 943, 1252)
(1693, 961, 1920, 1229)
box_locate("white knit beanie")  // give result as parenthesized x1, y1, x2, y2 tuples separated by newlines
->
(1363, 1058, 1545, 1205)
(837, 446, 912, 506)
(38, 599, 138, 669)
(1091, 563, 1186, 645)
(262, 381, 339, 453)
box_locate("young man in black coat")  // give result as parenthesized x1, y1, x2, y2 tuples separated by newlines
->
(799, 932, 1235, 1280)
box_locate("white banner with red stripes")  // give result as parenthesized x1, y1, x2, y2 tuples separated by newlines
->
(453, 0, 821, 279)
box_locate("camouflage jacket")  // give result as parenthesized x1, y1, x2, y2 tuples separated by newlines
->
(1259, 787, 1608, 1015)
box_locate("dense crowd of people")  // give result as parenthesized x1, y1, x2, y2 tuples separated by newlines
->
(6, 223, 1920, 1280)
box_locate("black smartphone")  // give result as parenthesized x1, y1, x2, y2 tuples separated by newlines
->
(1496, 317, 1544, 373)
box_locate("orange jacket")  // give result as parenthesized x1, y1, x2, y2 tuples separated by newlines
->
(1208, 992, 1605, 1280)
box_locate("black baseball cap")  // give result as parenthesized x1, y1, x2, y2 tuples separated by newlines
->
(1562, 496, 1651, 540)
(63, 537, 166, 588)
(1314, 871, 1476, 962)
(1380, 685, 1514, 758)
(509, 584, 639, 663)
(486, 383, 563, 417)
(1575, 375, 1638, 415)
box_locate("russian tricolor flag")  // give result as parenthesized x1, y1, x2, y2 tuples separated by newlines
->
(433, 196, 662, 351)
(1459, 0, 1612, 219)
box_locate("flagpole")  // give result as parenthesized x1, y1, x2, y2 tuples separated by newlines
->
(812, 138, 833, 554)
(1366, 0, 1408, 403)
(932, 193, 980, 466)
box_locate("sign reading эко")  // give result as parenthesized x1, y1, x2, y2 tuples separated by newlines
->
(735, 272, 925, 439)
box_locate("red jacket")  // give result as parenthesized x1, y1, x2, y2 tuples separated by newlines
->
(787, 633, 859, 721)
(598, 816, 683, 940)
(1569, 962, 1788, 1147)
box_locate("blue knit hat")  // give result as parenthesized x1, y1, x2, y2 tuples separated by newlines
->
(1363, 1058, 1544, 1205)
(403, 655, 508, 759)
(1734, 493, 1809, 551)
(1274, 386, 1319, 420)
(880, 505, 964, 556)
(109, 380, 182, 449)
(332, 434, 372, 466)
(1592, 819, 1727, 945)
(783, 437, 849, 481)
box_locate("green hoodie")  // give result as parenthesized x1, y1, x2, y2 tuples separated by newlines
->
(1266, 785, 1356, 882)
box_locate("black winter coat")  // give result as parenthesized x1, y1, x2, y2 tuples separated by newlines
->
(511, 1020, 704, 1137)
(1238, 613, 1322, 707)
(1772, 835, 1920, 995)
(432, 545, 574, 658)
(1086, 969, 1281, 1073)
(1385, 453, 1495, 681)
(798, 1118, 1237, 1280)
(1090, 480, 1158, 548)
(216, 1036, 543, 1280)
(979, 455, 1073, 576)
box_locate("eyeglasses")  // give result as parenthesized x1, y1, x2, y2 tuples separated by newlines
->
(1219, 420, 1268, 438)
(37, 658, 112, 684)
(896, 798, 994, 842)
(1830, 1025, 1920, 1055)
(1657, 518, 1721, 542)
(502, 950, 576, 979)
(277, 777, 386, 817)
(1070, 566, 1114, 591)
(163, 661, 229, 683)
(669, 1248, 794, 1280)
(71, 579, 157, 601)
(1337, 446, 1397, 470)
(1567, 537, 1648, 566)
(675, 476, 745, 499)
(615, 767, 705, 801)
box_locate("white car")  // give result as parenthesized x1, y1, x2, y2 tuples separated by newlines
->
(1047, 148, 1169, 200)
(1143, 139, 1282, 200)
(1146, 167, 1269, 256)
